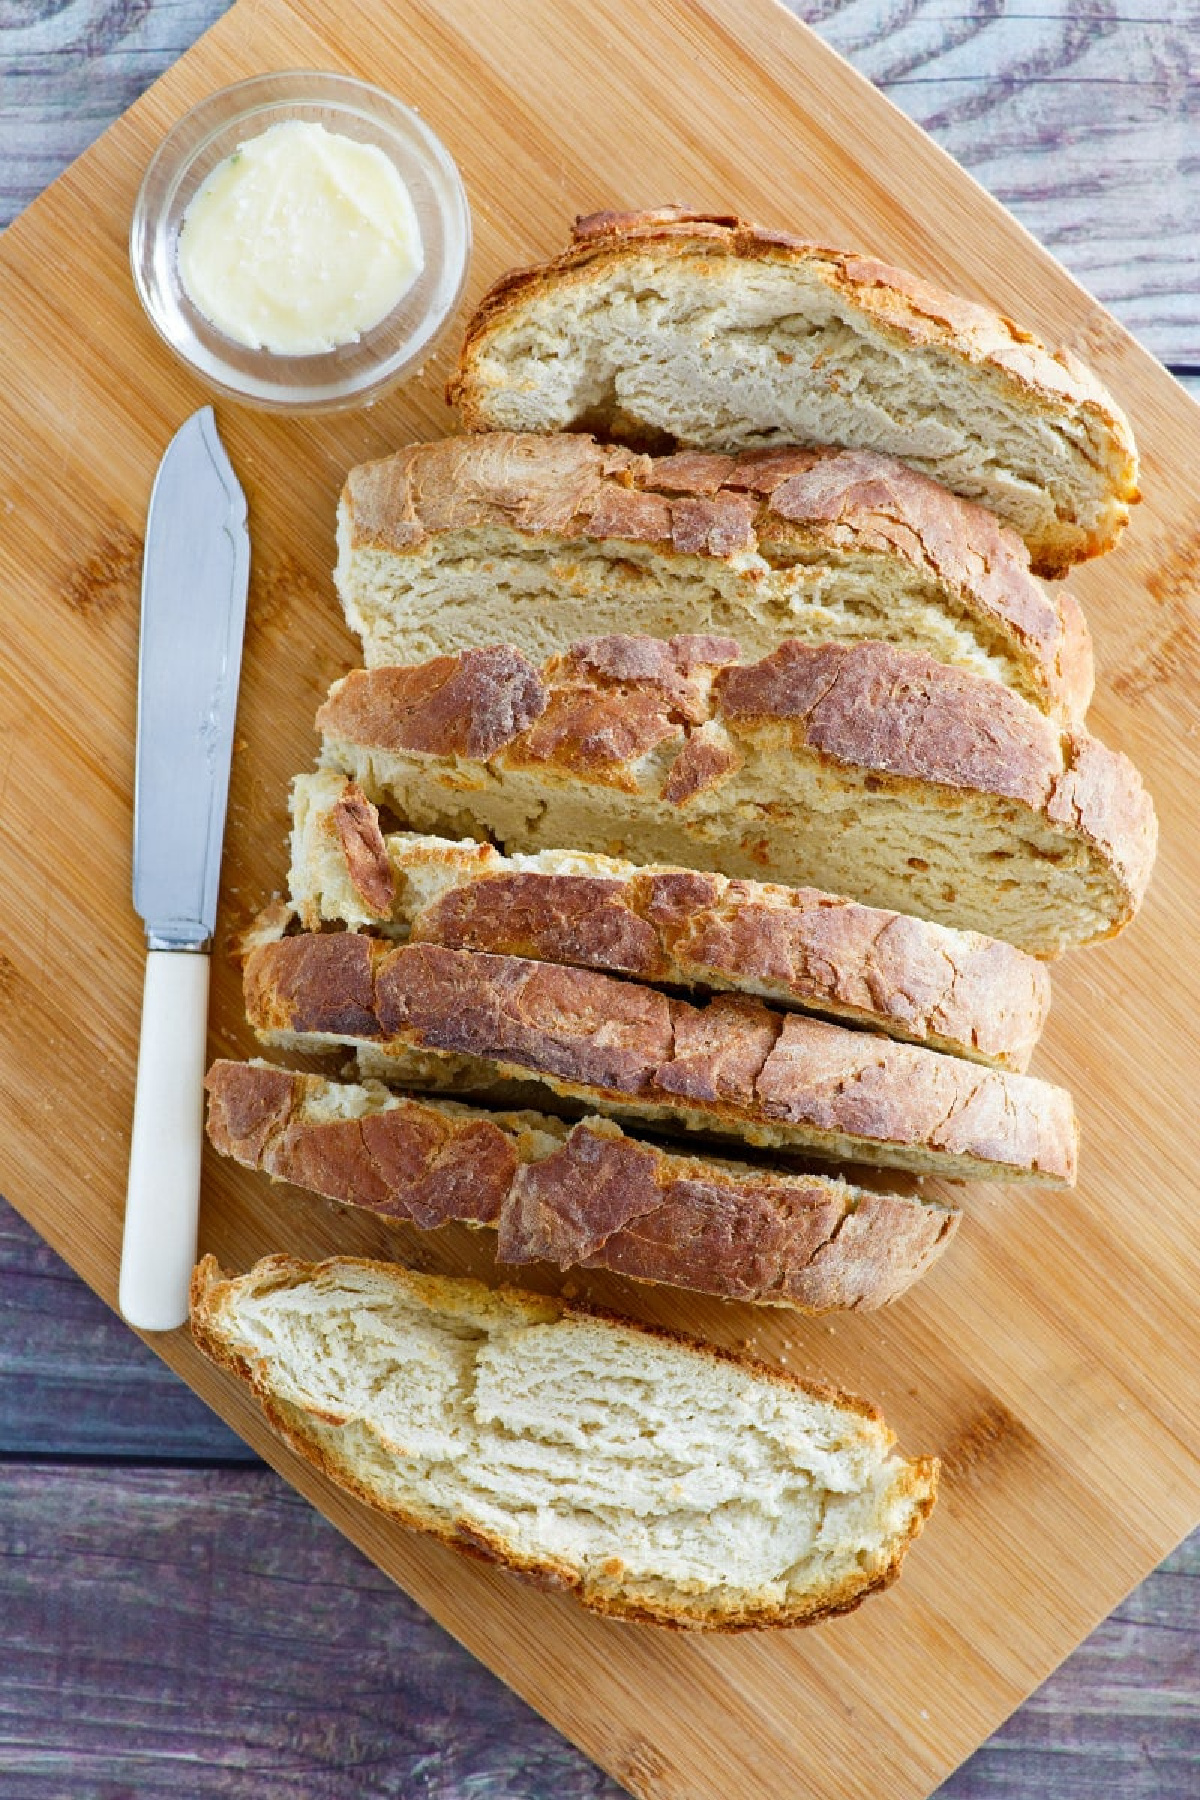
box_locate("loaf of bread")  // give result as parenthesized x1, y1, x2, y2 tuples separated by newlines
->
(190, 1252, 938, 1628)
(315, 634, 1157, 956)
(206, 1060, 958, 1310)
(337, 432, 1092, 719)
(448, 208, 1139, 575)
(291, 770, 1052, 1071)
(241, 926, 1078, 1184)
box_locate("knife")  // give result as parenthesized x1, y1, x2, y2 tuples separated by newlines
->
(119, 406, 249, 1332)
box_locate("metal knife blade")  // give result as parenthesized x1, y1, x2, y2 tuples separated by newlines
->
(133, 405, 249, 948)
(120, 407, 249, 1333)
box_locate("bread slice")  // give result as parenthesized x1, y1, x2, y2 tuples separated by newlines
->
(448, 208, 1139, 576)
(337, 432, 1093, 719)
(241, 927, 1078, 1184)
(314, 634, 1157, 956)
(291, 769, 1052, 1071)
(206, 1060, 958, 1310)
(190, 1252, 938, 1628)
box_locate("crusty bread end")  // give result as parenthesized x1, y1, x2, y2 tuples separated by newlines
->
(448, 208, 1138, 575)
(190, 1253, 938, 1629)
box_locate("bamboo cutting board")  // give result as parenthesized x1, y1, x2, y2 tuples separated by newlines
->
(1, 2, 1199, 1795)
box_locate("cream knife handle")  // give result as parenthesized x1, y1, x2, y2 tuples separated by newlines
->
(119, 950, 211, 1332)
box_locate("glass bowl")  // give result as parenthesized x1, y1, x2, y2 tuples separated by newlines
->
(130, 71, 472, 412)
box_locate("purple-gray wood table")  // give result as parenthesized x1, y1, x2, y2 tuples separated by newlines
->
(2, 3, 1198, 1795)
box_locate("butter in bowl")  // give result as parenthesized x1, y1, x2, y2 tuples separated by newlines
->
(130, 70, 471, 411)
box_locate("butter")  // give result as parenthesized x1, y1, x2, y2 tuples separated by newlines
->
(177, 119, 424, 356)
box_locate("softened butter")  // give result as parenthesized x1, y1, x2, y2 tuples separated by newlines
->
(177, 119, 424, 355)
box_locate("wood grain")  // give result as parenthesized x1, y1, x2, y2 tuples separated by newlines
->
(3, 1, 1199, 362)
(4, 1180, 1194, 1800)
(4, 1189, 1197, 1797)
(0, 1463, 628, 1800)
(1, 3, 1199, 1799)
(1, 1461, 1196, 1797)
(0, 1195, 254, 1460)
(796, 0, 1200, 365)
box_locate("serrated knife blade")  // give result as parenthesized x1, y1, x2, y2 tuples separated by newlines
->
(120, 407, 249, 1332)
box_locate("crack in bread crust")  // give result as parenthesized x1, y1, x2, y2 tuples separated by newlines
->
(289, 772, 1053, 1071)
(239, 935, 1078, 1184)
(447, 208, 1138, 575)
(338, 432, 1094, 717)
(204, 1061, 958, 1310)
(314, 634, 1157, 956)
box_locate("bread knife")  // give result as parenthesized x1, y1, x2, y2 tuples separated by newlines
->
(119, 406, 249, 1331)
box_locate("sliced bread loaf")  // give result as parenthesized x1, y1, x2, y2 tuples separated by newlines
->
(291, 770, 1052, 1071)
(448, 208, 1139, 575)
(241, 927, 1078, 1184)
(206, 1060, 958, 1310)
(315, 634, 1157, 956)
(190, 1252, 938, 1628)
(337, 432, 1092, 718)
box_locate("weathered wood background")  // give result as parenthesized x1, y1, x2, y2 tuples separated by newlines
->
(1, 2, 1197, 1795)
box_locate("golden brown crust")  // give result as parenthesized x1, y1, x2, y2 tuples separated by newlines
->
(717, 640, 1058, 805)
(1048, 727, 1160, 906)
(377, 944, 676, 1094)
(343, 432, 1093, 717)
(315, 647, 547, 761)
(513, 683, 682, 791)
(298, 793, 1050, 1070)
(205, 1060, 297, 1164)
(660, 723, 742, 803)
(520, 1145, 956, 1311)
(331, 784, 395, 918)
(239, 928, 379, 1044)
(316, 634, 1158, 940)
(419, 871, 667, 980)
(449, 207, 1138, 574)
(189, 1252, 939, 1629)
(204, 1061, 957, 1309)
(205, 1062, 515, 1229)
(241, 937, 1078, 1184)
(641, 870, 1048, 1070)
(242, 929, 384, 1040)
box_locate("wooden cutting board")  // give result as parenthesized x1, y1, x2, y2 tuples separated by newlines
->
(2, 1, 1199, 1794)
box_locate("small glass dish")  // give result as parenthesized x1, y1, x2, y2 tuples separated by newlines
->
(130, 71, 472, 412)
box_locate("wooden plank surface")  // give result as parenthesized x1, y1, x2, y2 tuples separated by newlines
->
(0, 1462, 628, 1800)
(2, 1454, 1196, 1798)
(4, 1, 1199, 363)
(806, 0, 1200, 366)
(0, 1193, 253, 1461)
(7, 1192, 1197, 1798)
(1, 2, 1200, 1798)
